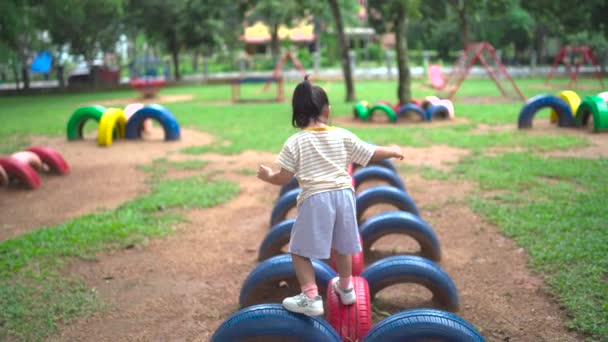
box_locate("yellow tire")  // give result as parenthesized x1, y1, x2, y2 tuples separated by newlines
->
(97, 108, 126, 146)
(550, 90, 580, 124)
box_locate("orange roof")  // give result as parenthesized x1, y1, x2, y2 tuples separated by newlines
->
(243, 20, 315, 43)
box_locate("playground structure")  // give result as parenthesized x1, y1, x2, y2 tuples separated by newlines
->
(212, 158, 485, 341)
(353, 97, 455, 123)
(518, 90, 608, 132)
(545, 46, 604, 88)
(231, 76, 284, 103)
(129, 54, 169, 98)
(435, 42, 525, 102)
(66, 103, 181, 146)
(0, 146, 69, 190)
(263, 51, 307, 92)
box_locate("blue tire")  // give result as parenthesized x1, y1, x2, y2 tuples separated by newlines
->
(360, 211, 441, 261)
(518, 94, 575, 129)
(258, 219, 294, 261)
(361, 255, 459, 311)
(356, 186, 420, 221)
(270, 188, 300, 226)
(396, 103, 426, 121)
(278, 177, 299, 199)
(239, 254, 337, 307)
(211, 304, 341, 342)
(354, 159, 397, 173)
(353, 165, 406, 191)
(125, 103, 180, 140)
(363, 308, 485, 342)
(425, 104, 450, 121)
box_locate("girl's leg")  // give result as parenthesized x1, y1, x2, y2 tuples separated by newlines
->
(291, 253, 318, 298)
(333, 249, 353, 290)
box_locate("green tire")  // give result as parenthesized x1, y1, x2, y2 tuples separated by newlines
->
(354, 101, 371, 120)
(66, 105, 106, 140)
(575, 96, 608, 132)
(368, 104, 397, 123)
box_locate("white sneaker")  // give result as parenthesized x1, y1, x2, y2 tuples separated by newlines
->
(332, 278, 356, 305)
(282, 293, 324, 316)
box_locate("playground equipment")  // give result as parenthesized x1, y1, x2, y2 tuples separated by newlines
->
(263, 51, 307, 92)
(66, 106, 107, 140)
(97, 108, 126, 146)
(575, 96, 608, 132)
(232, 76, 284, 103)
(545, 46, 604, 88)
(125, 104, 181, 141)
(214, 156, 485, 341)
(396, 103, 426, 121)
(428, 64, 445, 89)
(598, 92, 608, 104)
(0, 146, 69, 190)
(353, 101, 397, 122)
(124, 103, 153, 134)
(356, 97, 455, 123)
(438, 42, 525, 101)
(129, 54, 169, 98)
(518, 94, 576, 129)
(352, 165, 406, 192)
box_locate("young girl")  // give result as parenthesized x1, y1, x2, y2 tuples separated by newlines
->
(257, 76, 403, 316)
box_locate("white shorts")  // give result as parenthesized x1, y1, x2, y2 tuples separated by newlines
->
(288, 189, 362, 259)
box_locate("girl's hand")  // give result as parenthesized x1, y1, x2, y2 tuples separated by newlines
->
(390, 145, 404, 160)
(257, 164, 273, 181)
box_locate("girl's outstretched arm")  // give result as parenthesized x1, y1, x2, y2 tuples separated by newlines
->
(257, 165, 294, 185)
(370, 144, 404, 162)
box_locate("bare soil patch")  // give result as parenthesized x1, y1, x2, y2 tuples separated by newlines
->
(14, 144, 577, 341)
(88, 94, 194, 107)
(0, 127, 212, 241)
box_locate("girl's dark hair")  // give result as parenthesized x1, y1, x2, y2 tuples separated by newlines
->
(291, 75, 329, 128)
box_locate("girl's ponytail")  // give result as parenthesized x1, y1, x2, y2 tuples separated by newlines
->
(291, 75, 329, 128)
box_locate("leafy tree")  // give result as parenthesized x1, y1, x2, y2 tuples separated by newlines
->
(246, 0, 299, 64)
(368, 0, 420, 104)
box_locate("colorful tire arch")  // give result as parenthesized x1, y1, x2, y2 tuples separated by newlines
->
(27, 146, 70, 174)
(125, 104, 180, 141)
(550, 90, 580, 124)
(0, 165, 7, 186)
(575, 96, 608, 132)
(66, 105, 106, 140)
(97, 108, 127, 146)
(518, 94, 575, 129)
(0, 157, 41, 189)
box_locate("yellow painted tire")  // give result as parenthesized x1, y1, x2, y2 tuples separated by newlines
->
(97, 108, 126, 146)
(550, 90, 580, 124)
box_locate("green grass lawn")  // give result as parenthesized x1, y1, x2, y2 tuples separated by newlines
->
(0, 77, 606, 340)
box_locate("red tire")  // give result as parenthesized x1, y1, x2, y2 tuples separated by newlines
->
(27, 146, 69, 175)
(326, 276, 372, 341)
(0, 165, 8, 186)
(11, 151, 43, 171)
(0, 157, 41, 189)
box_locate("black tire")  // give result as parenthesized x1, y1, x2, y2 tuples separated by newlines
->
(356, 186, 420, 221)
(361, 255, 459, 312)
(353, 165, 406, 191)
(363, 308, 485, 342)
(353, 159, 397, 173)
(270, 188, 300, 226)
(278, 177, 299, 199)
(425, 104, 450, 121)
(239, 254, 337, 308)
(518, 94, 575, 129)
(258, 219, 295, 261)
(396, 103, 426, 121)
(360, 211, 441, 261)
(211, 304, 341, 342)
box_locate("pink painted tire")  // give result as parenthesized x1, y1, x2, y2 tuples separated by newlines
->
(421, 96, 440, 109)
(437, 99, 455, 119)
(598, 92, 608, 104)
(11, 151, 43, 171)
(124, 103, 153, 133)
(0, 157, 41, 189)
(0, 165, 8, 186)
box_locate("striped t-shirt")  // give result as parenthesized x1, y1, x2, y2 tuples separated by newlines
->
(276, 126, 375, 205)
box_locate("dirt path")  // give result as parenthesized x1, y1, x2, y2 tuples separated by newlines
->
(42, 146, 582, 341)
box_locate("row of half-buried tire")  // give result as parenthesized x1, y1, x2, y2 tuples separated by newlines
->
(66, 103, 180, 142)
(517, 93, 608, 132)
(353, 101, 452, 123)
(211, 159, 485, 341)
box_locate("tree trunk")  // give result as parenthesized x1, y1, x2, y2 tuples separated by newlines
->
(57, 65, 65, 88)
(328, 0, 355, 102)
(11, 58, 20, 89)
(271, 23, 280, 65)
(395, 7, 411, 105)
(21, 63, 30, 90)
(169, 32, 181, 80)
(192, 49, 199, 73)
(458, 8, 469, 47)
